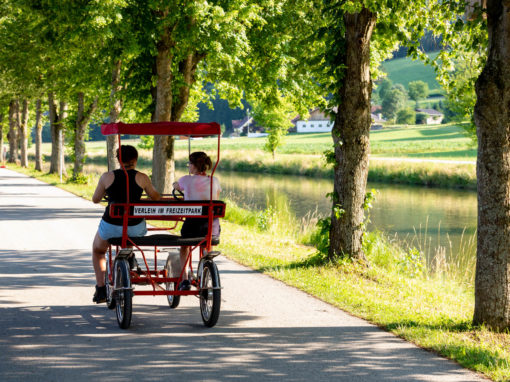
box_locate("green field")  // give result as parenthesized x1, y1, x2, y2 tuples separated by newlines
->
(30, 123, 476, 189)
(380, 52, 441, 91)
(69, 123, 474, 161)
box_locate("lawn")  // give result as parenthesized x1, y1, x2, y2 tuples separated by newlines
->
(30, 123, 477, 189)
(33, 123, 475, 161)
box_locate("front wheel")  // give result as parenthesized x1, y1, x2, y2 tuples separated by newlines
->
(114, 258, 133, 329)
(164, 254, 180, 309)
(199, 261, 221, 327)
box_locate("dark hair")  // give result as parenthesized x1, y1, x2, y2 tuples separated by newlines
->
(189, 151, 212, 173)
(116, 145, 138, 164)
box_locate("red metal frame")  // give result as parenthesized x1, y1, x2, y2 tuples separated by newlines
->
(101, 120, 223, 298)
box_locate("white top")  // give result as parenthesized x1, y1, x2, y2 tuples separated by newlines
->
(178, 174, 221, 201)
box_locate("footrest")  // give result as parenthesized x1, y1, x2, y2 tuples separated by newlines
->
(108, 234, 219, 247)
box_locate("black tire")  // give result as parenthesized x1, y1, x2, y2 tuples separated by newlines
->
(114, 258, 133, 329)
(105, 252, 116, 310)
(199, 261, 221, 327)
(164, 254, 180, 309)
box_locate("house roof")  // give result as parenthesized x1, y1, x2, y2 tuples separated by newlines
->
(416, 108, 444, 116)
(232, 116, 252, 130)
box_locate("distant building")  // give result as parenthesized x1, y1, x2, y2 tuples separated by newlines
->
(295, 108, 334, 133)
(416, 108, 444, 125)
(232, 116, 252, 135)
(294, 107, 386, 133)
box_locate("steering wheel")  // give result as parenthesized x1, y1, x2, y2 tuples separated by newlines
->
(172, 188, 184, 200)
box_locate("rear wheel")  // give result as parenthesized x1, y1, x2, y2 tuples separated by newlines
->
(164, 254, 180, 309)
(199, 261, 221, 327)
(114, 258, 132, 329)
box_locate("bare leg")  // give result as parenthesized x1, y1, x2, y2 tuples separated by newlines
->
(179, 246, 190, 280)
(92, 231, 109, 287)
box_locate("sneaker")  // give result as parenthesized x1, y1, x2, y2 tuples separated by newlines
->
(93, 285, 106, 303)
(178, 279, 191, 291)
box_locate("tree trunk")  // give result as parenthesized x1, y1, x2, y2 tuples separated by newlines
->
(152, 27, 175, 194)
(107, 59, 123, 171)
(73, 92, 98, 177)
(7, 100, 19, 164)
(49, 94, 67, 175)
(473, 0, 510, 331)
(35, 99, 43, 171)
(19, 99, 29, 168)
(0, 114, 4, 163)
(328, 7, 376, 262)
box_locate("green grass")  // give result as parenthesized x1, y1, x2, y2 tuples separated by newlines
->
(30, 123, 477, 189)
(381, 52, 441, 91)
(34, 123, 475, 160)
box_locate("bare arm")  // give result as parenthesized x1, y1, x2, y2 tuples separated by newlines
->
(137, 173, 161, 201)
(92, 173, 109, 203)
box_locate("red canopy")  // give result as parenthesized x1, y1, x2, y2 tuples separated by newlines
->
(101, 121, 221, 137)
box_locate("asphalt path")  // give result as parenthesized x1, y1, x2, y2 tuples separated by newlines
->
(0, 168, 488, 382)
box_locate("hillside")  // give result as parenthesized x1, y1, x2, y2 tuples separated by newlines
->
(380, 52, 441, 92)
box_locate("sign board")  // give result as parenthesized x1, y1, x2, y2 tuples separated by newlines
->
(133, 206, 203, 216)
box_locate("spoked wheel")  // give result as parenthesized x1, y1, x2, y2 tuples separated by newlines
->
(199, 260, 221, 327)
(105, 253, 116, 310)
(164, 254, 180, 309)
(114, 258, 133, 329)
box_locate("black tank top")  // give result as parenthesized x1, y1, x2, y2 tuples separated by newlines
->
(102, 169, 144, 226)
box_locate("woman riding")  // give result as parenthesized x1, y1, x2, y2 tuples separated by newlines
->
(173, 151, 221, 290)
(91, 145, 160, 303)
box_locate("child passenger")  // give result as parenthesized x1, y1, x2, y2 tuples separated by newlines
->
(172, 151, 221, 290)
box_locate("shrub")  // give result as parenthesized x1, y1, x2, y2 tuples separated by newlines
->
(396, 108, 416, 124)
(416, 113, 428, 124)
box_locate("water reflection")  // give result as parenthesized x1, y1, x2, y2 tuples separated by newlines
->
(200, 170, 477, 265)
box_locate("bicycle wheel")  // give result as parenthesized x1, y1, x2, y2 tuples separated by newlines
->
(114, 258, 133, 329)
(164, 254, 180, 309)
(105, 251, 116, 310)
(199, 260, 221, 327)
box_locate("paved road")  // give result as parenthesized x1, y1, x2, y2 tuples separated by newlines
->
(0, 168, 488, 382)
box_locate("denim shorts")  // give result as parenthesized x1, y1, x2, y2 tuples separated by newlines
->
(98, 219, 147, 240)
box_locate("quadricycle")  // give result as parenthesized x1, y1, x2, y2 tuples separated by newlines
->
(100, 121, 225, 329)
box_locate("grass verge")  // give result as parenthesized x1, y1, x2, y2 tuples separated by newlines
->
(3, 163, 509, 381)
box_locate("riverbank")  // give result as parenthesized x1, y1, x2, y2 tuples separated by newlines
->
(4, 163, 509, 381)
(29, 123, 477, 189)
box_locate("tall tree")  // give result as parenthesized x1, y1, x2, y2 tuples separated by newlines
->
(319, 0, 435, 261)
(18, 99, 29, 167)
(34, 99, 43, 171)
(472, 0, 510, 330)
(7, 99, 18, 163)
(73, 92, 98, 178)
(408, 80, 429, 108)
(123, 1, 321, 193)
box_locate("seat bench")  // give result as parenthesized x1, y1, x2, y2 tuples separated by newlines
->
(108, 234, 219, 247)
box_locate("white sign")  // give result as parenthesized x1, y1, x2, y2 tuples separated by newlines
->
(133, 206, 203, 216)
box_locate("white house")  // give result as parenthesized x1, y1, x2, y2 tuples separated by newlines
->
(416, 108, 444, 125)
(295, 108, 334, 133)
(294, 107, 386, 132)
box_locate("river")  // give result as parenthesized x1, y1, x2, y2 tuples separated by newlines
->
(199, 170, 477, 275)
